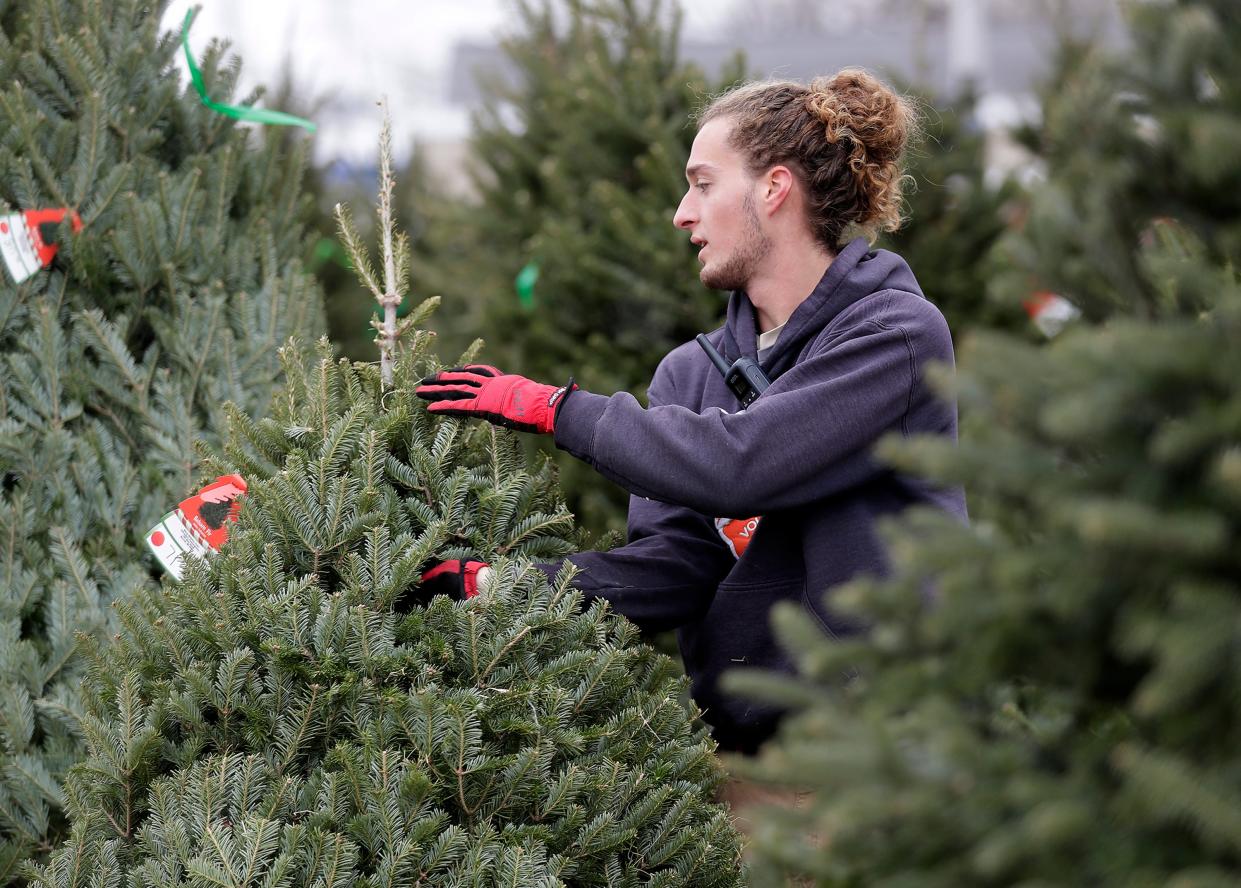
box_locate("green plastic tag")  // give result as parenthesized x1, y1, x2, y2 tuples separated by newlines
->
(515, 261, 540, 309)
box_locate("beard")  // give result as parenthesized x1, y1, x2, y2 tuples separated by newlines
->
(700, 192, 772, 292)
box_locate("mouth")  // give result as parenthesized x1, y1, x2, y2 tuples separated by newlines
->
(691, 237, 707, 261)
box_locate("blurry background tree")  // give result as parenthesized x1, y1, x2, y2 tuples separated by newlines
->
(0, 0, 324, 879)
(989, 0, 1241, 322)
(409, 0, 747, 539)
(878, 85, 1025, 338)
(728, 1, 1241, 884)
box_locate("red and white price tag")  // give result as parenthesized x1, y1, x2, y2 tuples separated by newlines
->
(146, 475, 248, 580)
(1024, 291, 1081, 338)
(0, 213, 41, 284)
(0, 209, 82, 284)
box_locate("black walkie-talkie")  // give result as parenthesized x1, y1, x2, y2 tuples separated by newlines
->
(696, 334, 771, 409)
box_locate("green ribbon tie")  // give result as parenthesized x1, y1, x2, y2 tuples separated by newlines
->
(182, 9, 317, 132)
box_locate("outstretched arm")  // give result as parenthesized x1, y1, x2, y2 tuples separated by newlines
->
(554, 306, 954, 516)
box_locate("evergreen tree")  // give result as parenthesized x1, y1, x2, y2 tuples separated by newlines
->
(414, 0, 746, 536)
(989, 0, 1241, 322)
(732, 227, 1241, 888)
(725, 2, 1241, 884)
(27, 117, 742, 886)
(0, 0, 323, 878)
(878, 87, 1023, 337)
(27, 335, 743, 887)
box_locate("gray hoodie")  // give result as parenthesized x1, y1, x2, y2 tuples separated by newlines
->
(543, 237, 968, 752)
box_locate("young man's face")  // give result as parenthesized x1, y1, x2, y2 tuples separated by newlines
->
(673, 116, 771, 292)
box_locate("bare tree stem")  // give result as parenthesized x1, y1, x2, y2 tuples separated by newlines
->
(378, 96, 400, 386)
(335, 96, 409, 387)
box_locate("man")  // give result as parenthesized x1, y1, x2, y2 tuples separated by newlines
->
(417, 69, 968, 757)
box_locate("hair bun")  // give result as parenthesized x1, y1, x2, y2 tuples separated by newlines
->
(804, 68, 914, 235)
(806, 68, 911, 167)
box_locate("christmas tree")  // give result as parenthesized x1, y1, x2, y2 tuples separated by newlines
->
(989, 0, 1241, 323)
(733, 229, 1241, 888)
(26, 112, 742, 887)
(878, 86, 1023, 337)
(0, 0, 323, 878)
(414, 0, 746, 536)
(727, 2, 1241, 883)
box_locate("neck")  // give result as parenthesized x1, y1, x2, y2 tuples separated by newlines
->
(746, 239, 835, 333)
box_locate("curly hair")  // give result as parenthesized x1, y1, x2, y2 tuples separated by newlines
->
(699, 68, 918, 249)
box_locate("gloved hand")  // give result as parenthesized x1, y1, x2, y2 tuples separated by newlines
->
(415, 364, 577, 435)
(419, 559, 490, 600)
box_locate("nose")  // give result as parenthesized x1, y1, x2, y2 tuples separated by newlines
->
(673, 190, 696, 230)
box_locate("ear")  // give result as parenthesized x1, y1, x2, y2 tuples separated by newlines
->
(759, 165, 796, 216)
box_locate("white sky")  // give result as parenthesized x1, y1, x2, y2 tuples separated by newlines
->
(160, 1, 734, 163)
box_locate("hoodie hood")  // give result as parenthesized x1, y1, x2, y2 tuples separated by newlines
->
(722, 237, 927, 381)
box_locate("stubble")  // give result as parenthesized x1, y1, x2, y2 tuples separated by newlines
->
(700, 191, 772, 292)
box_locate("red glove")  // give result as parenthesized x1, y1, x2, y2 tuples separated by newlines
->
(419, 559, 489, 600)
(416, 364, 577, 435)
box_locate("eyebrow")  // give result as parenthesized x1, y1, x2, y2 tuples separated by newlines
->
(685, 162, 717, 180)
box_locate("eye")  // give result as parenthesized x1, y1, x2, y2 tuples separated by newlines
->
(696, 182, 710, 192)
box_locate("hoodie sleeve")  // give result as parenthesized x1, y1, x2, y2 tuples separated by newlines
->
(533, 356, 734, 633)
(552, 293, 956, 518)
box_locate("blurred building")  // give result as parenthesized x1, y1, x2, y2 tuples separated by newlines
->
(440, 0, 1127, 192)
